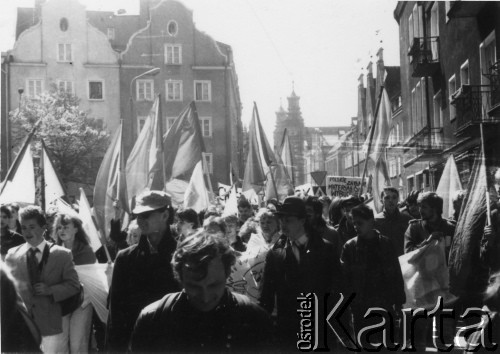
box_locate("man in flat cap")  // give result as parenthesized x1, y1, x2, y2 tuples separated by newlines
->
(106, 190, 180, 352)
(260, 197, 344, 350)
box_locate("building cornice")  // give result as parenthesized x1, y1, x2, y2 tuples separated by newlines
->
(394, 2, 407, 23)
(83, 63, 120, 68)
(192, 66, 227, 70)
(9, 62, 46, 67)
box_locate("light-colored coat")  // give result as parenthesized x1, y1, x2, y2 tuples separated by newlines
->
(6, 243, 80, 336)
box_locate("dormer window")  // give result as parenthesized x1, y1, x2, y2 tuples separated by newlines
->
(167, 20, 178, 36)
(60, 18, 69, 31)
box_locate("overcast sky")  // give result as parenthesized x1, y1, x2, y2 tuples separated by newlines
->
(0, 0, 400, 146)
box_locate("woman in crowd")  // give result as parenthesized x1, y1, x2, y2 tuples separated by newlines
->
(53, 213, 96, 353)
(247, 208, 281, 251)
(223, 214, 246, 252)
(126, 219, 141, 246)
(176, 208, 200, 241)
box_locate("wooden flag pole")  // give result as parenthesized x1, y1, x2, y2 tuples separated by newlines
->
(359, 86, 385, 196)
(480, 122, 491, 226)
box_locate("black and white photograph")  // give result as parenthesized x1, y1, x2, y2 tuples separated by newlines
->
(1, 0, 500, 352)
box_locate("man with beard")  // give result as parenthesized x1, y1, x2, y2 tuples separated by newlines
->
(404, 192, 456, 350)
(374, 187, 412, 256)
(404, 192, 455, 257)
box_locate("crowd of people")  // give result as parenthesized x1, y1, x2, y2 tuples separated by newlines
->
(1, 182, 500, 353)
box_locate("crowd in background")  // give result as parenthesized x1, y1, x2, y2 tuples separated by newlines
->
(1, 181, 500, 353)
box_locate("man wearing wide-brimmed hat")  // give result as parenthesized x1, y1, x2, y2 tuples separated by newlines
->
(260, 196, 343, 350)
(106, 190, 180, 352)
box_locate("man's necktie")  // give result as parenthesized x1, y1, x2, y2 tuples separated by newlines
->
(27, 248, 40, 286)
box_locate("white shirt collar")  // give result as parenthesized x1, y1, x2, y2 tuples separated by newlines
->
(25, 239, 47, 255)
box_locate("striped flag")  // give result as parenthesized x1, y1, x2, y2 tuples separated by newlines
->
(0, 132, 36, 205)
(242, 103, 277, 194)
(41, 139, 66, 206)
(163, 102, 208, 207)
(93, 123, 128, 239)
(126, 95, 163, 203)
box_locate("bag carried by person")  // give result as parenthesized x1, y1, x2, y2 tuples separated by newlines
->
(59, 283, 84, 316)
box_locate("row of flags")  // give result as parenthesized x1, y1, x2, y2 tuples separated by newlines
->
(242, 103, 294, 201)
(94, 96, 211, 238)
(0, 129, 66, 207)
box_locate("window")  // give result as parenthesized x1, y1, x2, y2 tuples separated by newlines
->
(433, 91, 443, 128)
(407, 176, 415, 193)
(412, 4, 423, 39)
(137, 80, 154, 101)
(57, 80, 74, 94)
(460, 60, 470, 86)
(445, 1, 452, 22)
(390, 159, 397, 178)
(344, 154, 352, 169)
(166, 80, 182, 101)
(408, 14, 414, 49)
(26, 79, 43, 99)
(166, 117, 176, 132)
(411, 88, 417, 135)
(202, 152, 213, 174)
(199, 117, 212, 137)
(480, 31, 496, 109)
(167, 20, 178, 36)
(397, 157, 402, 176)
(107, 28, 115, 40)
(89, 81, 104, 100)
(419, 78, 427, 131)
(138, 116, 147, 135)
(396, 123, 400, 144)
(449, 75, 457, 121)
(194, 81, 211, 102)
(165, 44, 182, 64)
(57, 43, 72, 62)
(60, 18, 69, 31)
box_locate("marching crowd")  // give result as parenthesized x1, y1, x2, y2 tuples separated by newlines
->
(1, 181, 500, 353)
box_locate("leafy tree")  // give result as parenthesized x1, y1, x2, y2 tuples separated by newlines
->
(9, 85, 110, 187)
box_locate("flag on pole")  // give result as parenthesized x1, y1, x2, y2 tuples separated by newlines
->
(222, 185, 238, 217)
(93, 123, 127, 239)
(365, 88, 392, 211)
(435, 155, 463, 220)
(183, 160, 210, 212)
(279, 128, 295, 187)
(242, 103, 277, 194)
(79, 188, 104, 252)
(126, 96, 163, 204)
(370, 88, 392, 163)
(449, 151, 489, 296)
(163, 102, 208, 206)
(0, 135, 36, 205)
(371, 154, 391, 212)
(41, 140, 66, 206)
(265, 154, 294, 201)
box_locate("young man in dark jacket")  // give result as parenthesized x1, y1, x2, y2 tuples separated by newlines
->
(260, 196, 344, 350)
(106, 190, 180, 352)
(341, 204, 405, 341)
(129, 231, 271, 352)
(374, 187, 412, 257)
